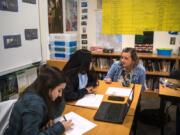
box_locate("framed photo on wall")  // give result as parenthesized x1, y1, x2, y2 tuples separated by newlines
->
(0, 0, 18, 12)
(48, 0, 63, 33)
(65, 0, 77, 32)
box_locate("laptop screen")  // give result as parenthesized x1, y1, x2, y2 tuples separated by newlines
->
(126, 84, 135, 107)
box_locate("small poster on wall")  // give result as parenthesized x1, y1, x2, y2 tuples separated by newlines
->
(65, 0, 77, 32)
(81, 1, 88, 8)
(170, 37, 176, 45)
(0, 0, 18, 12)
(3, 35, 21, 49)
(81, 21, 87, 26)
(48, 0, 63, 33)
(82, 8, 88, 13)
(82, 14, 88, 20)
(25, 29, 38, 40)
(135, 31, 154, 53)
(82, 46, 88, 50)
(82, 40, 88, 44)
(81, 34, 87, 39)
(22, 0, 36, 4)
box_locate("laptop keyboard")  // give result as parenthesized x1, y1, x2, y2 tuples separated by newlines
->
(94, 101, 128, 123)
(105, 103, 126, 121)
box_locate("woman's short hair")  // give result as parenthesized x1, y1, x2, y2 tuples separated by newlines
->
(121, 47, 139, 66)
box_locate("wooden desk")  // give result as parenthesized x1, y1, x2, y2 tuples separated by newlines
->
(67, 80, 142, 116)
(63, 105, 134, 135)
(159, 79, 180, 135)
(166, 78, 180, 85)
(47, 59, 67, 70)
(159, 84, 180, 98)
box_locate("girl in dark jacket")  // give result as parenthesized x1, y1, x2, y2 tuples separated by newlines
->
(63, 49, 98, 101)
(4, 65, 73, 135)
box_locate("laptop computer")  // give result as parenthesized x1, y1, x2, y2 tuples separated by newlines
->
(94, 86, 134, 124)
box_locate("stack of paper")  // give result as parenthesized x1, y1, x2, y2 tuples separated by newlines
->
(55, 112, 96, 135)
(75, 94, 104, 108)
(106, 87, 132, 96)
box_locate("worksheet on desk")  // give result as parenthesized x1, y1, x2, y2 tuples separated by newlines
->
(55, 112, 96, 135)
(75, 94, 104, 108)
(106, 87, 132, 96)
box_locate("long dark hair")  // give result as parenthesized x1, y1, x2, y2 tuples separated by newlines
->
(63, 49, 91, 75)
(21, 64, 66, 115)
(121, 47, 139, 67)
(63, 49, 98, 86)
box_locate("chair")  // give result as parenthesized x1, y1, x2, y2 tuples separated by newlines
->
(0, 99, 17, 135)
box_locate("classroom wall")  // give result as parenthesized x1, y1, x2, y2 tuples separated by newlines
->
(153, 32, 180, 54)
(86, 0, 97, 49)
(40, 0, 180, 61)
(39, 0, 50, 61)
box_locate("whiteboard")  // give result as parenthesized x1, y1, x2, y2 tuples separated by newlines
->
(0, 0, 42, 76)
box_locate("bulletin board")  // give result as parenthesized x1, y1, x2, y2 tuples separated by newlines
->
(0, 0, 42, 76)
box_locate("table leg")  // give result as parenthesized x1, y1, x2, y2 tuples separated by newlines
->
(160, 97, 166, 135)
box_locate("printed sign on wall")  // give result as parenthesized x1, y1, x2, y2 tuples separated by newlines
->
(0, 0, 18, 12)
(25, 29, 38, 40)
(3, 35, 21, 49)
(22, 0, 36, 4)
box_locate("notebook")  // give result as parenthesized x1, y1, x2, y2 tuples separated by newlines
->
(94, 86, 134, 124)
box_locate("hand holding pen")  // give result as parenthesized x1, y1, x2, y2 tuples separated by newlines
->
(62, 115, 73, 131)
(86, 86, 95, 94)
(42, 119, 55, 129)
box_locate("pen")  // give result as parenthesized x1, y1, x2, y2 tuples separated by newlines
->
(63, 115, 67, 121)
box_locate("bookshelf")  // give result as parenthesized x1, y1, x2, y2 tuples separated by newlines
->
(0, 66, 38, 101)
(92, 52, 180, 92)
(46, 53, 180, 92)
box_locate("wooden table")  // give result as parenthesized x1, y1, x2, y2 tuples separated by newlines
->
(159, 84, 180, 98)
(63, 105, 134, 135)
(63, 80, 142, 135)
(67, 80, 142, 116)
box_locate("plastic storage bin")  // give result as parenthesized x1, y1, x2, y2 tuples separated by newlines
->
(157, 48, 172, 56)
(49, 34, 78, 59)
(50, 53, 72, 59)
(49, 46, 77, 54)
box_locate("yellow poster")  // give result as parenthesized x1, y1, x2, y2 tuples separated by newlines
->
(102, 0, 180, 34)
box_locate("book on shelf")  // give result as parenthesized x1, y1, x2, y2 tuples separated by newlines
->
(6, 74, 18, 97)
(0, 74, 18, 101)
(25, 67, 37, 85)
(141, 59, 176, 73)
(0, 77, 7, 101)
(16, 71, 29, 93)
(93, 57, 118, 70)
